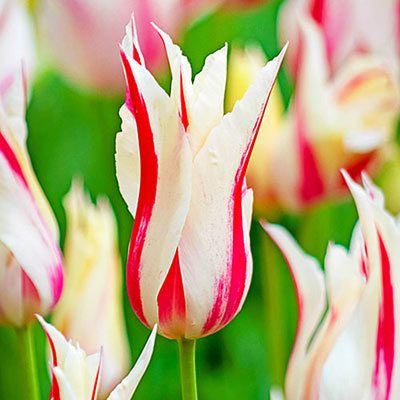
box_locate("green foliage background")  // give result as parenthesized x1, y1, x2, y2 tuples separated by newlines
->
(0, 1, 365, 398)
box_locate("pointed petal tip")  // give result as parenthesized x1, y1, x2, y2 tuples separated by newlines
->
(340, 168, 352, 183)
(259, 219, 269, 232)
(361, 170, 372, 187)
(341, 168, 362, 196)
(35, 313, 47, 329)
(151, 22, 170, 42)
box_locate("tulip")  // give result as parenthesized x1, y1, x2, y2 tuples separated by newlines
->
(279, 0, 400, 79)
(227, 18, 399, 212)
(37, 315, 156, 400)
(262, 171, 400, 399)
(0, 0, 36, 88)
(37, 0, 179, 92)
(116, 16, 286, 340)
(52, 181, 130, 398)
(37, 0, 227, 93)
(0, 73, 63, 328)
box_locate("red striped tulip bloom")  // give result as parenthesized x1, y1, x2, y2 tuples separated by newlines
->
(263, 171, 400, 399)
(0, 75, 63, 327)
(52, 181, 130, 398)
(116, 17, 286, 339)
(37, 315, 156, 400)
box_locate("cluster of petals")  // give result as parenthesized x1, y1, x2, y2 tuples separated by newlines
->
(37, 315, 156, 400)
(0, 73, 63, 327)
(227, 0, 399, 213)
(115, 16, 286, 339)
(52, 181, 131, 398)
(263, 171, 400, 399)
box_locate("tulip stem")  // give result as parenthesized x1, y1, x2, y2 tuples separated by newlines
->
(178, 338, 198, 400)
(15, 324, 40, 400)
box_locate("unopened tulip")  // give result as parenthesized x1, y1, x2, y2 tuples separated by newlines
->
(37, 315, 156, 400)
(52, 181, 130, 398)
(0, 74, 63, 327)
(263, 171, 400, 399)
(227, 19, 399, 212)
(0, 0, 36, 86)
(116, 17, 286, 339)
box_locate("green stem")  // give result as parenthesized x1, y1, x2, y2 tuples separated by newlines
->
(178, 338, 198, 400)
(15, 324, 40, 400)
(262, 234, 288, 387)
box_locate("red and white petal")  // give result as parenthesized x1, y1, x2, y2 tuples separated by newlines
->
(0, 133, 63, 319)
(38, 315, 103, 400)
(120, 16, 145, 66)
(0, 74, 60, 240)
(52, 367, 78, 400)
(107, 325, 156, 400)
(319, 271, 381, 400)
(299, 243, 364, 399)
(264, 223, 326, 400)
(151, 24, 192, 126)
(118, 55, 192, 330)
(153, 24, 227, 154)
(37, 315, 71, 368)
(343, 172, 400, 399)
(177, 47, 286, 338)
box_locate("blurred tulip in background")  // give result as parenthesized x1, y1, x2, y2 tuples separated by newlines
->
(52, 181, 130, 398)
(37, 0, 238, 93)
(37, 315, 156, 400)
(264, 171, 400, 399)
(279, 0, 400, 81)
(0, 74, 63, 327)
(227, 16, 399, 213)
(116, 17, 286, 339)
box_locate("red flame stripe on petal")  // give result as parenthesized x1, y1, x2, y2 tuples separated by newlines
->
(295, 104, 324, 204)
(91, 355, 102, 400)
(0, 131, 28, 187)
(310, 0, 324, 24)
(157, 250, 186, 335)
(202, 71, 278, 334)
(121, 51, 158, 328)
(179, 68, 189, 132)
(49, 368, 61, 400)
(373, 232, 395, 400)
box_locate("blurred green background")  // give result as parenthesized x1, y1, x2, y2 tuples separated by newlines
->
(0, 0, 368, 398)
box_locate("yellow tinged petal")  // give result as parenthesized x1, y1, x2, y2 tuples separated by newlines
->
(53, 181, 130, 397)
